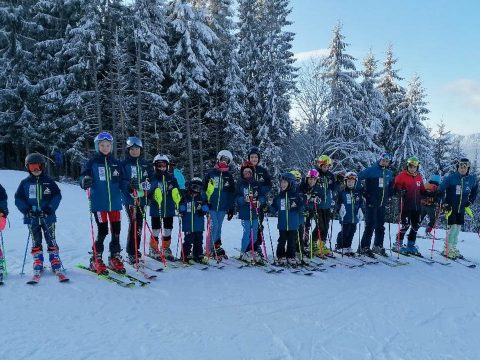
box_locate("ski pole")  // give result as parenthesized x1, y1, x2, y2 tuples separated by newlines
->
(87, 189, 100, 274)
(248, 191, 255, 261)
(396, 196, 404, 259)
(328, 212, 333, 251)
(0, 231, 7, 276)
(388, 221, 392, 257)
(313, 201, 323, 258)
(254, 204, 268, 260)
(131, 190, 140, 271)
(21, 224, 32, 276)
(265, 214, 276, 263)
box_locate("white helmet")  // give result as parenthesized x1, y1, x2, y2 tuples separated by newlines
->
(153, 154, 170, 164)
(217, 150, 233, 164)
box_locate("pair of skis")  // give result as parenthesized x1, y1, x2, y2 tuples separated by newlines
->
(26, 268, 70, 285)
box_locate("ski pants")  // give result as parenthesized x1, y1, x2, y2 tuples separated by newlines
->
(421, 205, 436, 229)
(336, 223, 357, 249)
(30, 221, 56, 251)
(125, 205, 144, 256)
(209, 210, 226, 249)
(312, 208, 331, 243)
(93, 211, 121, 255)
(360, 205, 386, 248)
(241, 219, 258, 253)
(183, 231, 204, 258)
(254, 210, 265, 250)
(399, 209, 421, 242)
(277, 230, 297, 259)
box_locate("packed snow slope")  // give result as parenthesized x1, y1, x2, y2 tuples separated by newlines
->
(1, 169, 480, 360)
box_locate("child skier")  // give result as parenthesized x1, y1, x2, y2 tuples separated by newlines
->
(270, 172, 304, 267)
(204, 150, 236, 258)
(149, 154, 181, 261)
(0, 183, 9, 281)
(179, 177, 209, 264)
(335, 172, 363, 256)
(235, 161, 266, 263)
(289, 170, 306, 257)
(421, 174, 441, 237)
(437, 158, 478, 259)
(80, 132, 125, 274)
(393, 156, 426, 255)
(121, 136, 152, 265)
(15, 153, 63, 276)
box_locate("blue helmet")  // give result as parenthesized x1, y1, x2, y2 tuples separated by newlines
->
(429, 174, 441, 185)
(126, 136, 143, 149)
(94, 131, 113, 153)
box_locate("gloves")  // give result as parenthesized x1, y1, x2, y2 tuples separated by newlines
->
(357, 208, 364, 221)
(42, 207, 53, 215)
(262, 204, 269, 214)
(442, 203, 452, 219)
(465, 200, 472, 208)
(196, 204, 210, 217)
(206, 179, 215, 201)
(129, 178, 138, 192)
(398, 188, 406, 197)
(338, 204, 346, 219)
(172, 188, 181, 208)
(153, 188, 163, 207)
(465, 207, 474, 218)
(227, 208, 234, 221)
(82, 176, 93, 189)
(27, 209, 45, 219)
(141, 180, 151, 191)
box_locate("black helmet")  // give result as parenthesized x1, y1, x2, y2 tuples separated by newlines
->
(25, 153, 46, 167)
(188, 177, 203, 193)
(279, 172, 296, 190)
(248, 146, 261, 161)
(457, 158, 470, 174)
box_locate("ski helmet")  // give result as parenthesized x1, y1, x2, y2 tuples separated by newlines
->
(290, 170, 302, 183)
(429, 174, 441, 185)
(153, 154, 170, 164)
(188, 177, 203, 193)
(406, 156, 420, 168)
(25, 153, 46, 173)
(126, 136, 143, 149)
(457, 158, 470, 169)
(344, 171, 358, 184)
(247, 146, 261, 161)
(306, 169, 319, 179)
(240, 160, 255, 178)
(379, 152, 392, 162)
(94, 131, 113, 153)
(217, 150, 233, 164)
(279, 172, 296, 190)
(316, 154, 332, 168)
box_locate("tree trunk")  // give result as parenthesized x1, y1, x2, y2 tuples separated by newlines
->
(185, 100, 194, 179)
(92, 53, 102, 132)
(136, 41, 142, 140)
(197, 105, 204, 178)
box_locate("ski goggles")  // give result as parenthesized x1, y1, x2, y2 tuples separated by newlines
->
(27, 163, 43, 172)
(407, 159, 420, 167)
(189, 183, 202, 193)
(155, 161, 168, 168)
(380, 152, 392, 161)
(95, 131, 113, 142)
(126, 136, 143, 149)
(458, 161, 470, 168)
(345, 175, 357, 181)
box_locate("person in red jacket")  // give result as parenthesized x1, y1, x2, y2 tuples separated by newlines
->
(393, 156, 426, 255)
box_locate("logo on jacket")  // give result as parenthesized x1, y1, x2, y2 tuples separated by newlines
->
(416, 181, 420, 187)
(143, 170, 148, 177)
(44, 187, 51, 195)
(113, 170, 119, 177)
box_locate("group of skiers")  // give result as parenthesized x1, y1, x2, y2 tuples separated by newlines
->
(0, 131, 478, 280)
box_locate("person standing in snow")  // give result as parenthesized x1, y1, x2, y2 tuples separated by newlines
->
(149, 154, 181, 261)
(15, 153, 63, 275)
(121, 136, 152, 265)
(204, 150, 236, 259)
(420, 174, 441, 237)
(79, 132, 125, 274)
(437, 158, 478, 259)
(393, 156, 426, 256)
(357, 152, 394, 257)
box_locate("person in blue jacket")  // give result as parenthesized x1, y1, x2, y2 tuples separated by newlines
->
(437, 158, 478, 259)
(79, 132, 125, 274)
(204, 150, 236, 258)
(357, 152, 394, 257)
(235, 161, 266, 263)
(15, 153, 62, 274)
(270, 172, 304, 267)
(149, 154, 181, 261)
(335, 172, 364, 256)
(121, 136, 152, 265)
(179, 177, 209, 264)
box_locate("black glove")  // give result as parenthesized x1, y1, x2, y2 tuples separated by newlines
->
(442, 203, 452, 213)
(82, 176, 93, 189)
(398, 189, 406, 197)
(262, 204, 269, 214)
(465, 200, 472, 208)
(227, 208, 234, 221)
(42, 207, 52, 215)
(129, 178, 138, 192)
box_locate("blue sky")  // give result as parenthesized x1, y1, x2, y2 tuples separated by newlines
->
(288, 0, 480, 136)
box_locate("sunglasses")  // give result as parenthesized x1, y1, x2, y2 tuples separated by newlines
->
(28, 163, 42, 172)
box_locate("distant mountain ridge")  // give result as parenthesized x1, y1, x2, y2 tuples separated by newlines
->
(458, 133, 480, 162)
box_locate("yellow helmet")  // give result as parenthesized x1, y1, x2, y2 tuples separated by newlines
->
(316, 155, 332, 168)
(289, 170, 302, 182)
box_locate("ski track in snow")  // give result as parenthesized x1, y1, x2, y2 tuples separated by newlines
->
(1, 170, 480, 360)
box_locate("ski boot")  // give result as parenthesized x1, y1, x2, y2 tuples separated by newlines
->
(181, 254, 195, 265)
(391, 242, 405, 253)
(425, 227, 433, 237)
(32, 247, 44, 273)
(403, 241, 421, 256)
(287, 257, 299, 268)
(108, 253, 126, 274)
(240, 251, 254, 264)
(193, 255, 209, 265)
(442, 246, 460, 259)
(358, 247, 375, 258)
(319, 240, 331, 256)
(48, 246, 63, 272)
(90, 254, 108, 275)
(127, 253, 143, 266)
(162, 238, 175, 261)
(213, 240, 227, 259)
(275, 257, 287, 266)
(372, 245, 388, 257)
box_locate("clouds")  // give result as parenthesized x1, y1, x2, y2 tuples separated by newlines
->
(294, 48, 329, 62)
(443, 79, 480, 109)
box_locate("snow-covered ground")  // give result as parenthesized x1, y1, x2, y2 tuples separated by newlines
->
(1, 169, 479, 360)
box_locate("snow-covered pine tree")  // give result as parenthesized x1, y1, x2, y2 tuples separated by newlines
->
(377, 45, 405, 157)
(391, 75, 433, 172)
(432, 120, 454, 176)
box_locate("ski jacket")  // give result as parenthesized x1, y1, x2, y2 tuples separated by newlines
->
(438, 172, 478, 214)
(270, 188, 304, 231)
(121, 155, 153, 207)
(79, 153, 124, 212)
(0, 184, 8, 216)
(203, 168, 235, 212)
(179, 193, 209, 233)
(299, 181, 325, 211)
(252, 164, 272, 196)
(15, 174, 61, 225)
(357, 162, 394, 207)
(394, 170, 426, 212)
(316, 170, 335, 209)
(336, 187, 363, 224)
(149, 171, 180, 218)
(421, 183, 438, 207)
(234, 178, 267, 221)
